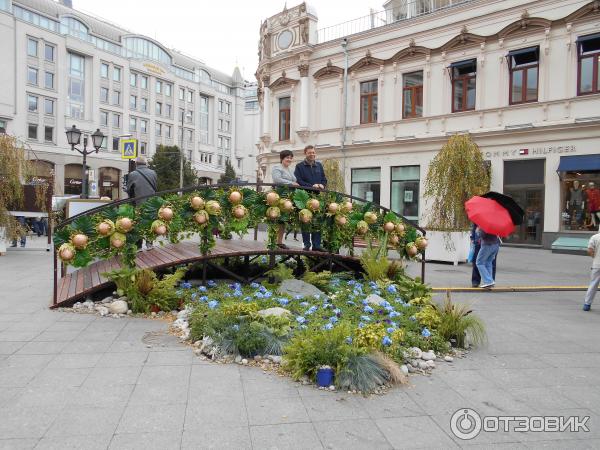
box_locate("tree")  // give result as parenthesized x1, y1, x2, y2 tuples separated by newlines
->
(149, 145, 197, 191)
(322, 159, 346, 193)
(218, 160, 237, 184)
(423, 134, 490, 231)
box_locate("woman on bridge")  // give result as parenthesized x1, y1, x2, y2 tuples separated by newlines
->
(271, 150, 298, 249)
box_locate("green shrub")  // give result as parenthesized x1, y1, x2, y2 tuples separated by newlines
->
(302, 271, 334, 292)
(265, 263, 295, 283)
(336, 353, 389, 392)
(434, 292, 486, 348)
(360, 249, 390, 282)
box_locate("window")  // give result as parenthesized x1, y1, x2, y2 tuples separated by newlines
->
(156, 123, 162, 137)
(155, 102, 162, 115)
(199, 95, 209, 144)
(113, 66, 121, 82)
(403, 71, 423, 118)
(179, 87, 185, 100)
(237, 158, 242, 169)
(130, 73, 137, 87)
(100, 110, 108, 126)
(112, 113, 120, 128)
(100, 136, 107, 150)
(218, 155, 223, 166)
(27, 94, 38, 112)
(44, 126, 53, 142)
(451, 59, 477, 112)
(141, 75, 148, 89)
(45, 71, 54, 89)
(279, 97, 290, 141)
(44, 44, 54, 62)
(391, 166, 420, 222)
(223, 136, 230, 149)
(141, 119, 147, 133)
(165, 104, 172, 118)
(166, 125, 172, 138)
(140, 141, 146, 155)
(224, 120, 230, 132)
(44, 98, 54, 115)
(130, 95, 137, 109)
(156, 80, 162, 94)
(165, 84, 172, 97)
(351, 168, 381, 204)
(218, 119, 223, 130)
(577, 33, 600, 95)
(68, 53, 85, 119)
(27, 67, 38, 85)
(188, 129, 193, 142)
(509, 47, 539, 104)
(112, 137, 119, 151)
(100, 62, 109, 78)
(218, 136, 223, 148)
(28, 123, 37, 139)
(187, 111, 193, 123)
(129, 117, 137, 132)
(112, 90, 120, 106)
(186, 90, 193, 103)
(141, 98, 147, 112)
(360, 80, 378, 124)
(245, 100, 258, 110)
(27, 38, 37, 57)
(100, 87, 109, 103)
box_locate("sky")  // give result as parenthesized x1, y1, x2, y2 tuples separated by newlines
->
(73, 0, 382, 80)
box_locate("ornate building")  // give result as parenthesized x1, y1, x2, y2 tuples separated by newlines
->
(256, 0, 600, 247)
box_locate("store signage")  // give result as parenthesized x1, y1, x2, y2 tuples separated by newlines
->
(143, 63, 165, 75)
(65, 178, 82, 185)
(483, 145, 576, 159)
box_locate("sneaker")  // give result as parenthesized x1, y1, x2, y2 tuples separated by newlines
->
(303, 247, 311, 251)
(479, 282, 494, 289)
(583, 304, 591, 311)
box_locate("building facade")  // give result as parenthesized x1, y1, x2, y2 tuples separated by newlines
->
(0, 0, 257, 200)
(256, 0, 600, 248)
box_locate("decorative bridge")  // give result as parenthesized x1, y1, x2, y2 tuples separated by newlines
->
(52, 184, 427, 308)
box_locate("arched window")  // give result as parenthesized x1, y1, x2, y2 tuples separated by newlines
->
(60, 16, 89, 40)
(123, 37, 172, 65)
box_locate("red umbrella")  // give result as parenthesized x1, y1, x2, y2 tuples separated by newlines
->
(464, 196, 515, 237)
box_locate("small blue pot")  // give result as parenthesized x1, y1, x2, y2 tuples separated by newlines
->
(316, 367, 334, 387)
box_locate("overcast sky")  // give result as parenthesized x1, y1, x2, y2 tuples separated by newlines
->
(73, 0, 382, 80)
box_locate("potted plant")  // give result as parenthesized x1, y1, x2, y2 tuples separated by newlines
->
(423, 134, 490, 264)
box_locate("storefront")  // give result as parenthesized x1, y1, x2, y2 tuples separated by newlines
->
(557, 155, 600, 232)
(99, 167, 121, 199)
(29, 160, 54, 186)
(64, 163, 83, 196)
(390, 165, 420, 223)
(351, 167, 381, 204)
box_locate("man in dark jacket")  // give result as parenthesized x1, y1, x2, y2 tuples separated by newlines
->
(126, 156, 157, 206)
(294, 145, 327, 251)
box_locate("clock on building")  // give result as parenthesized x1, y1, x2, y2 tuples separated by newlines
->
(277, 30, 293, 50)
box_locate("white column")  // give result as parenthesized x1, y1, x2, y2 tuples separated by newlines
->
(262, 86, 271, 136)
(299, 76, 309, 129)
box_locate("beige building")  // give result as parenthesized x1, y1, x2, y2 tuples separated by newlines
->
(256, 0, 600, 248)
(0, 0, 258, 200)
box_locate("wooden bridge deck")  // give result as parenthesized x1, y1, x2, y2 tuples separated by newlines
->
(53, 240, 360, 308)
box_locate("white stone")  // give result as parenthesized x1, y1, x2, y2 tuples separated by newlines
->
(108, 300, 128, 314)
(235, 355, 242, 364)
(101, 296, 113, 304)
(257, 307, 291, 318)
(407, 365, 418, 373)
(365, 294, 386, 306)
(400, 365, 409, 376)
(421, 351, 436, 361)
(329, 385, 336, 391)
(278, 279, 327, 299)
(242, 358, 248, 365)
(418, 361, 429, 370)
(127, 310, 132, 315)
(425, 360, 436, 369)
(409, 347, 423, 359)
(96, 306, 109, 316)
(444, 356, 454, 362)
(271, 355, 282, 364)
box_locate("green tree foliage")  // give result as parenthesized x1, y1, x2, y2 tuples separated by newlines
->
(149, 145, 197, 191)
(323, 159, 345, 193)
(423, 134, 490, 231)
(218, 160, 237, 184)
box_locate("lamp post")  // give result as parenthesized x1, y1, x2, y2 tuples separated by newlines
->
(65, 125, 104, 199)
(179, 111, 192, 191)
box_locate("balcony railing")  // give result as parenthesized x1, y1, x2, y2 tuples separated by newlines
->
(316, 0, 475, 43)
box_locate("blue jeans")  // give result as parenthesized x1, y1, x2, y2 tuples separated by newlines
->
(476, 243, 499, 285)
(301, 232, 321, 250)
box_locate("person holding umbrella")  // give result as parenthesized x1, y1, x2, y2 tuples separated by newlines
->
(470, 222, 497, 287)
(475, 227, 500, 288)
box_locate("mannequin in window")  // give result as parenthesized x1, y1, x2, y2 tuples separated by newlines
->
(568, 180, 584, 229)
(586, 181, 600, 230)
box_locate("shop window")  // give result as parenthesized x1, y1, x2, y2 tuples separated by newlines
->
(560, 173, 600, 231)
(351, 167, 380, 204)
(278, 97, 290, 141)
(577, 33, 600, 95)
(403, 71, 423, 118)
(391, 165, 420, 222)
(451, 59, 476, 112)
(99, 167, 121, 199)
(64, 163, 83, 195)
(360, 80, 378, 124)
(509, 47, 539, 104)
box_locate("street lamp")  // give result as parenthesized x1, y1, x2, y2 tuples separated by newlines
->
(179, 111, 193, 191)
(65, 125, 104, 199)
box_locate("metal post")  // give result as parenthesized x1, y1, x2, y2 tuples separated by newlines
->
(81, 141, 87, 199)
(179, 113, 184, 192)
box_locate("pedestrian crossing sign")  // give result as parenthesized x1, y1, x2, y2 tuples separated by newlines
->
(121, 139, 137, 159)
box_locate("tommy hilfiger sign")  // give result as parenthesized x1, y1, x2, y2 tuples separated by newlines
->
(483, 145, 576, 158)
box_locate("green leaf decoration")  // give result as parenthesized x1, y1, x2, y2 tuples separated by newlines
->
(72, 248, 92, 268)
(70, 215, 95, 236)
(383, 212, 397, 223)
(117, 203, 135, 218)
(53, 227, 70, 248)
(293, 189, 310, 209)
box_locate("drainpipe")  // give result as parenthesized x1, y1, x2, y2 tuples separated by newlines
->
(341, 38, 349, 185)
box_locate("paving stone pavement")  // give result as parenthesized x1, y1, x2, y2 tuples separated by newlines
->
(0, 247, 598, 449)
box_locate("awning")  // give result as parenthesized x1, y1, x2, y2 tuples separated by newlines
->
(557, 155, 600, 173)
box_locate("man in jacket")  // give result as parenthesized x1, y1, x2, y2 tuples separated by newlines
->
(294, 145, 327, 251)
(126, 156, 157, 206)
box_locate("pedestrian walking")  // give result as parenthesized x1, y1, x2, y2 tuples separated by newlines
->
(583, 231, 600, 311)
(475, 227, 500, 289)
(470, 223, 497, 287)
(126, 156, 157, 249)
(293, 145, 327, 251)
(271, 150, 299, 249)
(10, 216, 27, 248)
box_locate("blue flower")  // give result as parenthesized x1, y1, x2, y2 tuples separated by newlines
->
(363, 305, 374, 314)
(387, 327, 396, 334)
(207, 280, 216, 288)
(361, 299, 369, 306)
(333, 308, 341, 315)
(232, 324, 240, 331)
(384, 306, 395, 312)
(199, 295, 208, 302)
(233, 290, 242, 297)
(259, 285, 268, 293)
(261, 256, 268, 263)
(313, 294, 321, 300)
(323, 323, 334, 330)
(263, 291, 272, 298)
(345, 336, 353, 344)
(175, 290, 182, 296)
(369, 281, 378, 288)
(389, 311, 401, 318)
(360, 315, 371, 322)
(386, 285, 397, 294)
(353, 290, 362, 297)
(379, 300, 391, 308)
(181, 282, 192, 289)
(294, 294, 304, 300)
(421, 328, 431, 338)
(358, 322, 365, 328)
(409, 315, 417, 322)
(278, 298, 289, 306)
(300, 301, 309, 307)
(191, 293, 197, 300)
(224, 293, 231, 298)
(250, 282, 260, 289)
(208, 300, 219, 309)
(198, 286, 207, 292)
(254, 292, 264, 299)
(296, 316, 306, 324)
(329, 316, 338, 323)
(382, 336, 392, 346)
(243, 296, 252, 302)
(346, 300, 355, 306)
(347, 280, 356, 286)
(306, 306, 318, 315)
